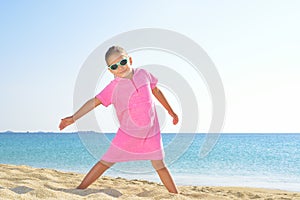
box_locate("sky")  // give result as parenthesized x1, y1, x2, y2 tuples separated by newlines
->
(0, 0, 299, 133)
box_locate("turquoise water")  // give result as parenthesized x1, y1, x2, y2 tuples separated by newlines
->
(0, 132, 299, 191)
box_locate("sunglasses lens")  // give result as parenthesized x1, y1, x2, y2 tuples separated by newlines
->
(110, 64, 118, 70)
(109, 58, 128, 70)
(120, 59, 127, 66)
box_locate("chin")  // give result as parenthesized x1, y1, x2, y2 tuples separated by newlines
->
(120, 71, 130, 77)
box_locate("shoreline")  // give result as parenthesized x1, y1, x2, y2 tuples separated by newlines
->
(1, 164, 300, 200)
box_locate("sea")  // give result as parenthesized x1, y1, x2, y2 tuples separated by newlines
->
(0, 132, 299, 192)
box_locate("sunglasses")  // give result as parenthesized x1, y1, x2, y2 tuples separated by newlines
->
(108, 57, 129, 70)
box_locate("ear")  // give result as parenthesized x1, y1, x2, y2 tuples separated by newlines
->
(129, 56, 133, 65)
(108, 68, 114, 74)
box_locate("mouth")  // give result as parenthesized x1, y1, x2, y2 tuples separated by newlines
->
(119, 69, 127, 74)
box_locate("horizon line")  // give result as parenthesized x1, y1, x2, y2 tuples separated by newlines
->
(1, 131, 300, 134)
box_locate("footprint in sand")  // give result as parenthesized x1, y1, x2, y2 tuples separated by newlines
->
(45, 184, 122, 198)
(9, 186, 34, 194)
(137, 190, 154, 197)
(63, 188, 123, 198)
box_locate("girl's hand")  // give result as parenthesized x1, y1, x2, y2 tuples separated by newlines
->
(59, 116, 75, 130)
(169, 112, 179, 125)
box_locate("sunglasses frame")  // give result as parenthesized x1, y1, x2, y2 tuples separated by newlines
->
(108, 57, 129, 70)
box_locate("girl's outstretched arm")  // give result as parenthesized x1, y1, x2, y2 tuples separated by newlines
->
(59, 97, 101, 130)
(152, 87, 179, 125)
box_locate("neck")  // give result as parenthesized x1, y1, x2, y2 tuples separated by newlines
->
(122, 68, 134, 79)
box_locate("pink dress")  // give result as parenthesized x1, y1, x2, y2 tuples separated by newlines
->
(96, 68, 164, 162)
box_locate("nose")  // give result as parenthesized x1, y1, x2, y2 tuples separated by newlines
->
(118, 64, 127, 70)
(117, 65, 126, 73)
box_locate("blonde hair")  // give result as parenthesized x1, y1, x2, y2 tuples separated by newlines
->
(105, 46, 128, 64)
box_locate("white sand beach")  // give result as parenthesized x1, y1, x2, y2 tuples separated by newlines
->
(0, 164, 299, 200)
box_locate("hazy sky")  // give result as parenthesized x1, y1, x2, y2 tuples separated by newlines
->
(1, 0, 299, 133)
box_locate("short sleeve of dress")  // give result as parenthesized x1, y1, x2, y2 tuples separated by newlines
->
(95, 81, 116, 107)
(148, 71, 158, 89)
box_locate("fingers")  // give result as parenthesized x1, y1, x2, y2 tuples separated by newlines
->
(59, 117, 75, 131)
(59, 120, 65, 130)
(172, 114, 179, 125)
(168, 112, 179, 125)
(59, 118, 68, 130)
(59, 125, 65, 130)
(173, 117, 179, 125)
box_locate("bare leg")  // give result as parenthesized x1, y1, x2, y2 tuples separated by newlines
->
(151, 160, 178, 194)
(77, 160, 115, 189)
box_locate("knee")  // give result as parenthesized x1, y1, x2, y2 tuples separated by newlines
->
(100, 160, 115, 168)
(151, 160, 166, 170)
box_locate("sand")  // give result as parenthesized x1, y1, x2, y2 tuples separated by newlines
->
(0, 164, 299, 200)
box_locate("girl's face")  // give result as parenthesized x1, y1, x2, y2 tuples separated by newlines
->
(107, 53, 133, 78)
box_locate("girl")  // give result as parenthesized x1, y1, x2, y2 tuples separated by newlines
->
(59, 46, 179, 193)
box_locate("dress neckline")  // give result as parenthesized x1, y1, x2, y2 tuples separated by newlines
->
(115, 68, 137, 81)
